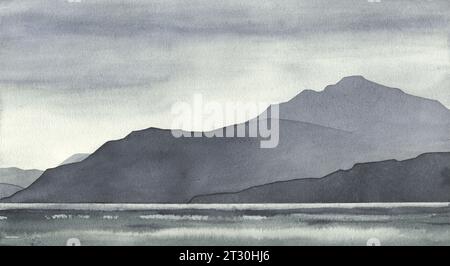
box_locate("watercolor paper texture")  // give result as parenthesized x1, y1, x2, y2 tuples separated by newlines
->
(0, 0, 449, 246)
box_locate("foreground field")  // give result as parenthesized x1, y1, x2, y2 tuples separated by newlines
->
(0, 203, 449, 246)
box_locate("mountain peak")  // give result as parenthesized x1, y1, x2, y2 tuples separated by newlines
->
(339, 75, 369, 83)
(279, 76, 450, 131)
(325, 75, 401, 95)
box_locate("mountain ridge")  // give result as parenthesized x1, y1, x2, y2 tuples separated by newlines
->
(4, 76, 450, 203)
(0, 183, 24, 199)
(276, 76, 450, 131)
(191, 152, 450, 203)
(0, 168, 43, 188)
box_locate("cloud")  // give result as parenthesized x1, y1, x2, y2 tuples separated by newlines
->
(1, 0, 448, 91)
(0, 0, 449, 169)
(2, 0, 449, 37)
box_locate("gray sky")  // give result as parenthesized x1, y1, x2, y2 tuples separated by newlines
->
(1, 0, 449, 169)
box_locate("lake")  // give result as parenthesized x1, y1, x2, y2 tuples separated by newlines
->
(0, 203, 449, 246)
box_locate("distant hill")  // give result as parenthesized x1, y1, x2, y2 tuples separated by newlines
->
(0, 168, 43, 188)
(59, 153, 90, 166)
(0, 183, 24, 199)
(4, 76, 450, 203)
(191, 153, 450, 203)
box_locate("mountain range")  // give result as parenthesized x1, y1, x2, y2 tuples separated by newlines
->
(3, 76, 450, 203)
(0, 168, 43, 199)
(0, 168, 43, 189)
(0, 154, 90, 199)
(0, 183, 24, 200)
(191, 153, 450, 203)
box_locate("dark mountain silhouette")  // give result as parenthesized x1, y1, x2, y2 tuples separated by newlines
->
(4, 76, 450, 203)
(0, 183, 24, 199)
(3, 121, 359, 203)
(191, 153, 450, 203)
(59, 153, 90, 166)
(0, 168, 43, 188)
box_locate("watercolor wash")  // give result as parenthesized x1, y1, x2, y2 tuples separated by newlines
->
(0, 0, 449, 246)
